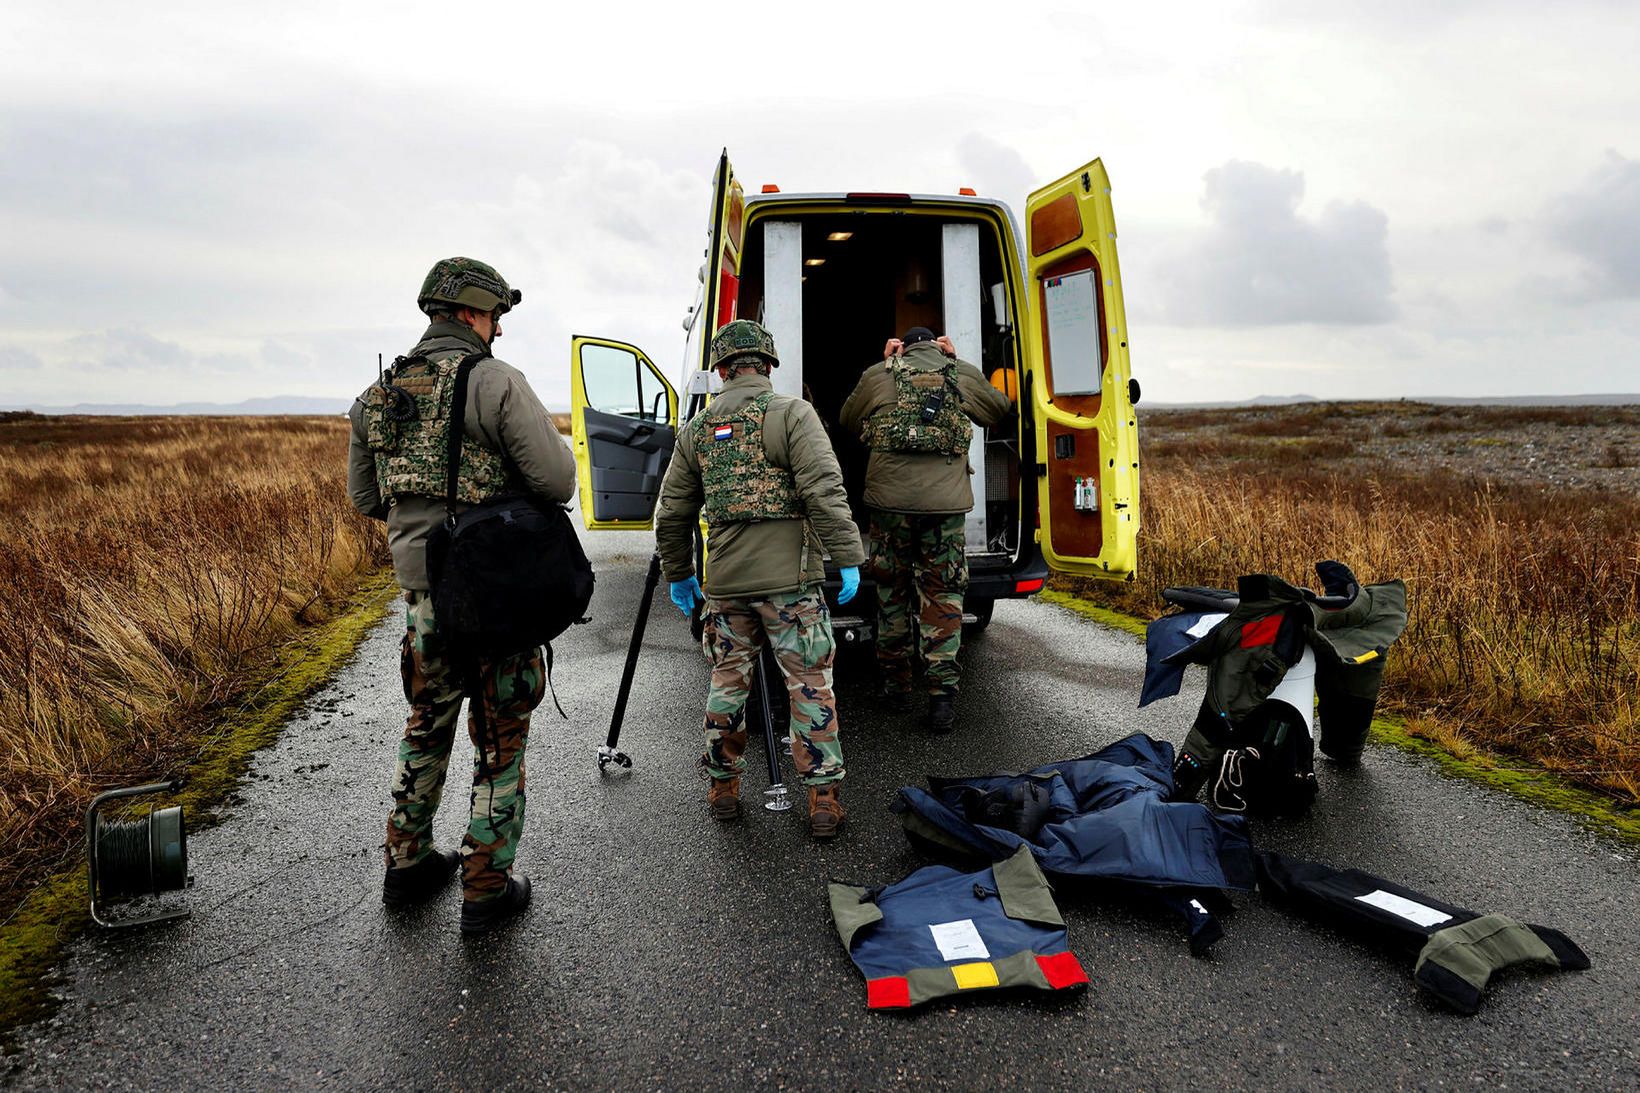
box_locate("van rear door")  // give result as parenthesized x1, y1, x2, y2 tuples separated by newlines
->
(1021, 158, 1139, 579)
(694, 149, 747, 376)
(569, 335, 679, 531)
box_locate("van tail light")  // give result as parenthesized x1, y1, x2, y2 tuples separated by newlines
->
(716, 268, 739, 326)
(1014, 578, 1045, 594)
(761, 184, 780, 193)
(958, 187, 977, 196)
(846, 192, 912, 203)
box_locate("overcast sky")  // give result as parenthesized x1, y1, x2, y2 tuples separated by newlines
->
(2, 0, 1636, 408)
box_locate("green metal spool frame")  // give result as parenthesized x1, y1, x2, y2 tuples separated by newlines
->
(85, 779, 189, 929)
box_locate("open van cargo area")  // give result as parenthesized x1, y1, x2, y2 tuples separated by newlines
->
(733, 209, 1024, 567)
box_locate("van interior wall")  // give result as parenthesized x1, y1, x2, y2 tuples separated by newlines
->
(739, 213, 1022, 556)
(800, 218, 942, 513)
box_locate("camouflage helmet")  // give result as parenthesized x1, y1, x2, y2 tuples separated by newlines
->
(708, 319, 779, 370)
(417, 257, 523, 317)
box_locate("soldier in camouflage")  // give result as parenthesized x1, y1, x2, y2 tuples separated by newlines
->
(653, 319, 865, 838)
(347, 257, 577, 934)
(840, 327, 1013, 733)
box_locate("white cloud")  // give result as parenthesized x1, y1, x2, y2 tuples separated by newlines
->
(1, 2, 1636, 405)
(0, 344, 43, 372)
(1153, 161, 1395, 327)
(956, 134, 1035, 214)
(1544, 151, 1640, 300)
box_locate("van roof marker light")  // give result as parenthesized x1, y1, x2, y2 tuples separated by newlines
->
(959, 187, 977, 196)
(761, 184, 780, 193)
(827, 231, 854, 242)
(804, 258, 826, 267)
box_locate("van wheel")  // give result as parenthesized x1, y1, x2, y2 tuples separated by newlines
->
(963, 597, 995, 635)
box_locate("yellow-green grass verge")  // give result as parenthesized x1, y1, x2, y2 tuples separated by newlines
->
(1036, 588, 1149, 639)
(0, 571, 397, 1037)
(1036, 587, 1640, 844)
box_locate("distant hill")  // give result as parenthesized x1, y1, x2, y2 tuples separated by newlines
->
(1148, 393, 1640, 409)
(2, 395, 352, 416)
(9, 391, 1635, 416)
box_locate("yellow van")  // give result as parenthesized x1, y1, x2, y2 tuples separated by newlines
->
(570, 150, 1139, 637)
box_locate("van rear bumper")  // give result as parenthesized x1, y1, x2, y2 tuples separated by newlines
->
(965, 541, 1050, 603)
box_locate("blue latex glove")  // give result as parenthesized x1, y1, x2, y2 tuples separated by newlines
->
(669, 576, 703, 615)
(837, 566, 860, 605)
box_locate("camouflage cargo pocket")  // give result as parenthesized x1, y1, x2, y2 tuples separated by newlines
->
(487, 647, 546, 719)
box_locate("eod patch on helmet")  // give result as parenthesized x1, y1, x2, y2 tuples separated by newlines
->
(708, 319, 779, 370)
(418, 257, 523, 317)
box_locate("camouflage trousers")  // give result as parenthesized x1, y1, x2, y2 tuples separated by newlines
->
(868, 509, 968, 694)
(700, 588, 844, 786)
(384, 590, 546, 903)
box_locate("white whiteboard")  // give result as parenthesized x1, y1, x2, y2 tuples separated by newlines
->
(1043, 269, 1102, 396)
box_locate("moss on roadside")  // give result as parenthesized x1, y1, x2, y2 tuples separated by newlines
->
(1037, 589, 1151, 639)
(1366, 716, 1640, 843)
(1036, 587, 1640, 844)
(0, 572, 397, 1038)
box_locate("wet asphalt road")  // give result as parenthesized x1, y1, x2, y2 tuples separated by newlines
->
(8, 523, 1639, 1091)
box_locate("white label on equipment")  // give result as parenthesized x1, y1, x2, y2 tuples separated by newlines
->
(928, 919, 990, 962)
(1187, 613, 1229, 639)
(1354, 889, 1452, 927)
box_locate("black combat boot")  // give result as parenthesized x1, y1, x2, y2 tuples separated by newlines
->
(382, 848, 460, 908)
(881, 685, 915, 713)
(925, 692, 956, 734)
(460, 873, 532, 935)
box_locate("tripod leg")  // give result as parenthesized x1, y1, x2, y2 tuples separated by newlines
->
(755, 646, 791, 812)
(599, 552, 661, 771)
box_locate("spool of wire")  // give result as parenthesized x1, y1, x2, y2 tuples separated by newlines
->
(86, 781, 190, 929)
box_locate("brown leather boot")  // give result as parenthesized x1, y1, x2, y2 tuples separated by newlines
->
(808, 784, 845, 839)
(707, 776, 742, 821)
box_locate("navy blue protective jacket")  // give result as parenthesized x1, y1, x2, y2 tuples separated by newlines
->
(829, 846, 1089, 1010)
(893, 734, 1255, 952)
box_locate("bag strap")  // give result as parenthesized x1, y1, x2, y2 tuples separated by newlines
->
(443, 352, 489, 522)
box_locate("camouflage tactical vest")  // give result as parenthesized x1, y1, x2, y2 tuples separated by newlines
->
(863, 356, 972, 456)
(691, 392, 804, 526)
(361, 352, 513, 505)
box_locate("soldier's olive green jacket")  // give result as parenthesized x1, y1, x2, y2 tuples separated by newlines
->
(655, 372, 865, 600)
(347, 321, 577, 591)
(839, 342, 1014, 515)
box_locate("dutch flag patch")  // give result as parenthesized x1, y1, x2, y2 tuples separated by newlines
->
(713, 424, 734, 441)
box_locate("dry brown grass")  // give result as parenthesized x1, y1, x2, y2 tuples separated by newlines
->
(0, 414, 386, 914)
(1063, 403, 1640, 805)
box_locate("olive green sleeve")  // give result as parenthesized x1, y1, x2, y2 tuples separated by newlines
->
(838, 363, 890, 438)
(953, 358, 1013, 428)
(654, 428, 704, 583)
(346, 398, 387, 520)
(473, 363, 577, 504)
(779, 400, 866, 567)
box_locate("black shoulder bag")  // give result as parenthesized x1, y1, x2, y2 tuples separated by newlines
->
(425, 354, 595, 675)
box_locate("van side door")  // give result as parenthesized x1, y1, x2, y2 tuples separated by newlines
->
(569, 335, 679, 531)
(1021, 158, 1140, 580)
